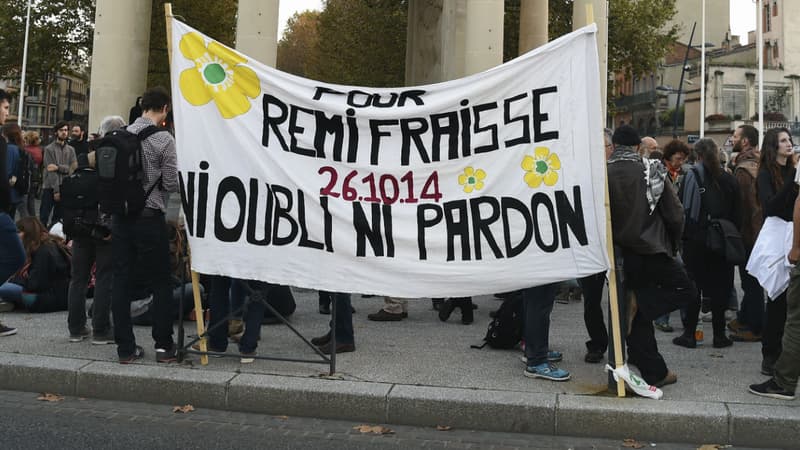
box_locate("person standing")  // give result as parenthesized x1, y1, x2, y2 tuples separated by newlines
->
(729, 124, 764, 342)
(111, 87, 179, 364)
(20, 131, 43, 219)
(0, 89, 26, 336)
(40, 121, 76, 227)
(748, 151, 800, 401)
(607, 125, 696, 387)
(69, 122, 89, 157)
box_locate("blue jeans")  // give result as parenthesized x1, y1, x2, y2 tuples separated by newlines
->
(208, 276, 266, 354)
(0, 282, 23, 304)
(522, 283, 559, 366)
(0, 212, 25, 282)
(331, 293, 354, 344)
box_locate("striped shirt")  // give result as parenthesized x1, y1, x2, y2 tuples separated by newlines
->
(127, 117, 178, 213)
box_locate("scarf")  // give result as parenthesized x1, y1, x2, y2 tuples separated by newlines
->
(608, 146, 668, 214)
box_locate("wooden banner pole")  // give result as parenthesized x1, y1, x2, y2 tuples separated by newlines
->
(165, 3, 208, 365)
(583, 2, 625, 397)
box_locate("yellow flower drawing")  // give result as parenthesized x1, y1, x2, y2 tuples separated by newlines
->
(458, 166, 486, 193)
(178, 32, 261, 119)
(522, 147, 561, 188)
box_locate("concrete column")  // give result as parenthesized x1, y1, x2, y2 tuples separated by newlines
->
(518, 0, 548, 54)
(745, 72, 756, 120)
(714, 70, 724, 115)
(88, 0, 152, 132)
(236, 0, 279, 67)
(405, 0, 502, 85)
(572, 0, 608, 118)
(787, 75, 800, 122)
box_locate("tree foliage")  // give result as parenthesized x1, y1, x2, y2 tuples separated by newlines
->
(147, 0, 238, 88)
(0, 0, 95, 82)
(505, 0, 678, 81)
(276, 10, 321, 78)
(309, 0, 407, 87)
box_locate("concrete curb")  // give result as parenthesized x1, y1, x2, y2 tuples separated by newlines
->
(0, 351, 796, 448)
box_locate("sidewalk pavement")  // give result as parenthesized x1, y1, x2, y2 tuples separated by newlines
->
(0, 287, 797, 448)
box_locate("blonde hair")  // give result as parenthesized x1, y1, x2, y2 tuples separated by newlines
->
(23, 130, 40, 146)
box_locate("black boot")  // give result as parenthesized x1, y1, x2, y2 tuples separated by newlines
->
(438, 299, 455, 322)
(712, 307, 732, 348)
(456, 297, 474, 324)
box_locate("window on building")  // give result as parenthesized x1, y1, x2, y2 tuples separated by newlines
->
(773, 0, 778, 16)
(722, 87, 746, 119)
(774, 41, 779, 59)
(766, 5, 771, 32)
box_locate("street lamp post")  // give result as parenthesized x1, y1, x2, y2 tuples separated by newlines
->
(17, 0, 32, 126)
(673, 22, 696, 138)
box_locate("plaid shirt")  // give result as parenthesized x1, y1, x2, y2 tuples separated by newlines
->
(127, 117, 178, 212)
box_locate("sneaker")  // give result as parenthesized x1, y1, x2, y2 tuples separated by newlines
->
(69, 327, 91, 343)
(119, 345, 145, 364)
(190, 342, 225, 357)
(748, 378, 795, 400)
(240, 352, 256, 364)
(519, 350, 563, 364)
(729, 330, 761, 342)
(156, 345, 177, 363)
(654, 322, 674, 332)
(699, 311, 712, 322)
(584, 350, 604, 363)
(0, 301, 14, 313)
(317, 341, 355, 355)
(368, 309, 404, 321)
(524, 363, 571, 381)
(0, 322, 17, 337)
(91, 331, 115, 345)
(653, 370, 678, 388)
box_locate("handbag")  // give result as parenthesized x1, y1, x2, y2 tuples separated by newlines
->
(705, 217, 746, 265)
(691, 167, 746, 265)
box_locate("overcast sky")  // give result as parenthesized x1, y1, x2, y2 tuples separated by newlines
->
(278, 1, 757, 44)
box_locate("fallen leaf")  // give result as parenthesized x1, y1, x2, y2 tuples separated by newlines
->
(353, 425, 395, 435)
(37, 393, 64, 402)
(697, 445, 731, 450)
(709, 353, 724, 358)
(172, 404, 195, 413)
(435, 425, 452, 431)
(623, 438, 645, 449)
(275, 415, 289, 420)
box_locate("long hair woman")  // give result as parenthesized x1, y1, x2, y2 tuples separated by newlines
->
(674, 138, 742, 349)
(756, 127, 797, 376)
(0, 217, 70, 313)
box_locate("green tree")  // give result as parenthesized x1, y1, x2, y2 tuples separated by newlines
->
(0, 0, 95, 83)
(505, 0, 677, 80)
(147, 0, 238, 88)
(277, 10, 321, 78)
(310, 0, 407, 86)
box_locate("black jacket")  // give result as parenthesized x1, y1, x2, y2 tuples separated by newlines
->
(0, 137, 10, 213)
(12, 241, 70, 313)
(757, 164, 797, 221)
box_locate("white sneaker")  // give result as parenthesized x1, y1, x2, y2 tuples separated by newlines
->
(699, 312, 712, 322)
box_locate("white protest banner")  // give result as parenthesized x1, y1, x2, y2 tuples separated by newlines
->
(169, 20, 608, 298)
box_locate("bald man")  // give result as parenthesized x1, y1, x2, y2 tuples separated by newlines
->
(640, 136, 658, 157)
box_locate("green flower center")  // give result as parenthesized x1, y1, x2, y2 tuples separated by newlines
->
(468, 176, 476, 184)
(203, 63, 226, 84)
(535, 160, 549, 174)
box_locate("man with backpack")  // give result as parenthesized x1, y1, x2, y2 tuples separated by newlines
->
(106, 87, 178, 364)
(40, 121, 77, 228)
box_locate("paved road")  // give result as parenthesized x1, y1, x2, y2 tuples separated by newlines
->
(0, 389, 770, 450)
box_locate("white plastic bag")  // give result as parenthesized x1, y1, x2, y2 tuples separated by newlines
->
(605, 364, 663, 400)
(747, 216, 794, 300)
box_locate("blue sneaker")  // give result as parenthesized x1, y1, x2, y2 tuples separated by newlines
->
(519, 350, 563, 364)
(524, 363, 571, 381)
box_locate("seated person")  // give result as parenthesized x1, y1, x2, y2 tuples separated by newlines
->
(0, 217, 70, 313)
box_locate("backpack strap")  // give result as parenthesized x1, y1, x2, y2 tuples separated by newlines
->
(131, 124, 168, 203)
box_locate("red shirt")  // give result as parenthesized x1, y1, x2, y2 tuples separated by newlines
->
(24, 145, 43, 166)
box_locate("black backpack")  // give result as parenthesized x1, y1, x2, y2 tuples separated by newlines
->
(60, 166, 100, 240)
(472, 296, 523, 350)
(94, 125, 164, 216)
(14, 148, 32, 195)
